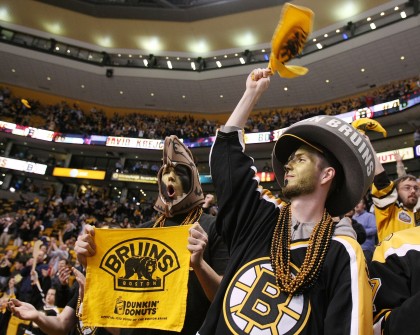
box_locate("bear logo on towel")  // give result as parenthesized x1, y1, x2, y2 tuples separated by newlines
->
(100, 237, 181, 292)
(121, 256, 157, 282)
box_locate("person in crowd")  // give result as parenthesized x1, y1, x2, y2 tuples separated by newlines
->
(343, 209, 366, 246)
(202, 193, 218, 216)
(0, 249, 14, 290)
(0, 276, 18, 335)
(18, 257, 36, 303)
(370, 225, 420, 334)
(370, 143, 420, 242)
(198, 68, 374, 334)
(394, 152, 420, 208)
(75, 135, 229, 335)
(0, 217, 16, 248)
(48, 258, 70, 293)
(7, 267, 109, 335)
(18, 287, 61, 335)
(413, 127, 420, 146)
(353, 198, 377, 263)
(47, 237, 70, 275)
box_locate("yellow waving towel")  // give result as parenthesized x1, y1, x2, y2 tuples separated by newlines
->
(269, 3, 314, 78)
(83, 225, 191, 331)
(21, 99, 31, 109)
(351, 118, 387, 137)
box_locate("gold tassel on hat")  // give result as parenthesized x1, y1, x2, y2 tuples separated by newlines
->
(268, 3, 314, 78)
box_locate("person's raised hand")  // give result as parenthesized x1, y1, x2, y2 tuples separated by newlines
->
(74, 224, 96, 269)
(8, 298, 38, 321)
(247, 68, 271, 94)
(187, 223, 208, 270)
(393, 150, 404, 163)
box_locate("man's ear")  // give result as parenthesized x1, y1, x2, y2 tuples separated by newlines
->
(320, 167, 335, 185)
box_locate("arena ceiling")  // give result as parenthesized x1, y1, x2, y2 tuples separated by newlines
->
(0, 0, 419, 114)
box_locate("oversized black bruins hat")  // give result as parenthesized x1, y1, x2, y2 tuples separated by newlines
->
(272, 115, 376, 216)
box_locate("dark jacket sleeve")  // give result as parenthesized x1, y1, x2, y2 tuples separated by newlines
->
(210, 129, 280, 252)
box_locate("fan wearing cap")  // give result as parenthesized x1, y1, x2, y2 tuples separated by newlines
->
(75, 135, 229, 335)
(198, 68, 374, 335)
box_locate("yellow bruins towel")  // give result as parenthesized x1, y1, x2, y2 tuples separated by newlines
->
(269, 3, 314, 78)
(83, 225, 192, 331)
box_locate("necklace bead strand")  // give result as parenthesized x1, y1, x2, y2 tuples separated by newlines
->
(270, 204, 335, 295)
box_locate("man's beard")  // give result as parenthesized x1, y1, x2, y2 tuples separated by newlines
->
(403, 196, 418, 210)
(282, 175, 317, 199)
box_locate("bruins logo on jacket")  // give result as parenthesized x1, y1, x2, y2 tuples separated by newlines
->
(100, 237, 180, 292)
(223, 257, 310, 335)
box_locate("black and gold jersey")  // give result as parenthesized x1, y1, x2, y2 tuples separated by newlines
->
(370, 226, 420, 335)
(199, 128, 373, 335)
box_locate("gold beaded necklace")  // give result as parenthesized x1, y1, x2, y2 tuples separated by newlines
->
(153, 207, 203, 227)
(270, 203, 334, 295)
(76, 296, 97, 335)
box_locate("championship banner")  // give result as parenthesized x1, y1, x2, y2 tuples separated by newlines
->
(83, 226, 192, 331)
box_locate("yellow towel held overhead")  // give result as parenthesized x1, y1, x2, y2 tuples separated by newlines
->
(269, 3, 314, 78)
(352, 118, 387, 137)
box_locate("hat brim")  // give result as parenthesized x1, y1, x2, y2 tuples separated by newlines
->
(272, 116, 375, 216)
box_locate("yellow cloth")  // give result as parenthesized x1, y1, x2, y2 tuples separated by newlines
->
(351, 118, 387, 137)
(269, 3, 314, 78)
(21, 98, 31, 108)
(83, 225, 192, 331)
(7, 315, 31, 335)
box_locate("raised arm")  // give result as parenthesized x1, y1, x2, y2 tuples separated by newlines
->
(8, 300, 77, 335)
(225, 68, 271, 128)
(187, 223, 222, 301)
(394, 151, 407, 178)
